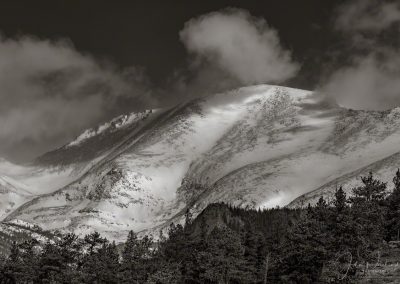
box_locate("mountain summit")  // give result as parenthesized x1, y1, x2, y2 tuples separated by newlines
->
(2, 85, 400, 240)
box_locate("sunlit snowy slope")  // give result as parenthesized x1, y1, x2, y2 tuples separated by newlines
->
(3, 85, 400, 241)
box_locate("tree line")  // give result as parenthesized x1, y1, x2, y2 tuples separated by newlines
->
(2, 170, 400, 283)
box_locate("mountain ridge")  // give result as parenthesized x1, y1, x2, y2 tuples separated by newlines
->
(2, 84, 400, 241)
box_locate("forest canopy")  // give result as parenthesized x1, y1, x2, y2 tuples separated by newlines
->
(2, 171, 400, 283)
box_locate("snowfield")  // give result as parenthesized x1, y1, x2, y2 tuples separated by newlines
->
(2, 84, 400, 241)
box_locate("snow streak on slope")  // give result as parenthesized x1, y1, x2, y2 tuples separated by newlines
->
(0, 110, 156, 220)
(67, 111, 153, 147)
(5, 84, 400, 241)
(289, 108, 400, 208)
(36, 110, 154, 166)
(4, 85, 318, 240)
(0, 175, 32, 218)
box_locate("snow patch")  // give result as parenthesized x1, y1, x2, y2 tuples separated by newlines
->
(67, 110, 153, 147)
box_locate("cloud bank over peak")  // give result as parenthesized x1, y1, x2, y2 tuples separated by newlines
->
(323, 52, 400, 110)
(322, 0, 400, 110)
(0, 35, 152, 162)
(1, 8, 298, 162)
(179, 8, 299, 85)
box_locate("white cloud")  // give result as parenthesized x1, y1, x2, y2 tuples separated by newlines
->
(322, 0, 400, 110)
(335, 0, 400, 33)
(323, 52, 400, 110)
(179, 8, 299, 85)
(0, 35, 151, 162)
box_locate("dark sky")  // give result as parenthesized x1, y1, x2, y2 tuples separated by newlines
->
(0, 0, 343, 89)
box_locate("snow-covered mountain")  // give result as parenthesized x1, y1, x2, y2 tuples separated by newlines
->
(3, 84, 400, 241)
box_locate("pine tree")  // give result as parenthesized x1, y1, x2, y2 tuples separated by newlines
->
(121, 230, 138, 283)
(121, 230, 153, 283)
(241, 225, 267, 282)
(145, 262, 181, 284)
(334, 186, 347, 212)
(83, 231, 107, 255)
(1, 241, 20, 283)
(351, 172, 387, 203)
(197, 227, 246, 283)
(349, 172, 387, 259)
(150, 227, 183, 283)
(385, 169, 400, 241)
(38, 233, 83, 282)
(161, 223, 186, 263)
(95, 242, 120, 283)
(122, 230, 138, 264)
(329, 186, 360, 263)
(80, 232, 109, 283)
(16, 238, 40, 283)
(276, 206, 329, 283)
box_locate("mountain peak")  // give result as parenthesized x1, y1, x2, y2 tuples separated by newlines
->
(3, 84, 400, 241)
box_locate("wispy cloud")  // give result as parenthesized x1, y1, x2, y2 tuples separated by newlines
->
(335, 0, 400, 34)
(0, 35, 153, 162)
(321, 0, 400, 110)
